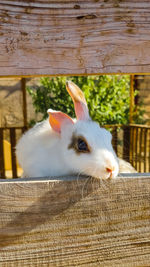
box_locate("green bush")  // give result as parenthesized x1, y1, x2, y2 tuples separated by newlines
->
(27, 75, 145, 126)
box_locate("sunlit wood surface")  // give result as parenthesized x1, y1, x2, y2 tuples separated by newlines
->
(0, 174, 150, 266)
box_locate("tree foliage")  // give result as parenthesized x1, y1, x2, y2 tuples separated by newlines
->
(27, 75, 145, 126)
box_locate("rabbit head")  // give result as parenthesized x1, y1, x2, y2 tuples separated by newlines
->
(48, 81, 119, 179)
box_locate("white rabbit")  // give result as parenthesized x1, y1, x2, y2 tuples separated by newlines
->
(119, 158, 137, 173)
(16, 81, 135, 179)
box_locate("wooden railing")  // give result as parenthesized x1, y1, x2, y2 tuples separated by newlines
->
(0, 174, 150, 266)
(0, 127, 27, 178)
(106, 124, 150, 173)
(126, 125, 149, 172)
(0, 124, 150, 178)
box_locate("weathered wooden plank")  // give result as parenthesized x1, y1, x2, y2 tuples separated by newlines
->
(0, 174, 150, 266)
(1, 1, 150, 76)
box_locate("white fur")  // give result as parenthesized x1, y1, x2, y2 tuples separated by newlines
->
(16, 120, 73, 177)
(16, 80, 136, 179)
(61, 120, 119, 179)
(118, 158, 137, 173)
(16, 118, 120, 179)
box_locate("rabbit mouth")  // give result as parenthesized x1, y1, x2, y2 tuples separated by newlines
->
(81, 167, 119, 180)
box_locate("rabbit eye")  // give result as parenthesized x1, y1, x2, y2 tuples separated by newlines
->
(68, 134, 91, 154)
(77, 138, 89, 153)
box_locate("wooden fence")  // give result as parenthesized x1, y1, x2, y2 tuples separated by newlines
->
(0, 124, 150, 178)
(1, 1, 150, 76)
(0, 174, 150, 266)
(105, 124, 150, 173)
(0, 1, 150, 265)
(0, 127, 27, 178)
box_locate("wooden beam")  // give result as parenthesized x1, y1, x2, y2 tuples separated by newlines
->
(21, 78, 27, 127)
(0, 174, 150, 266)
(1, 1, 150, 76)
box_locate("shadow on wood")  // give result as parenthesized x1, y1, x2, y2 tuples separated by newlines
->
(0, 175, 150, 266)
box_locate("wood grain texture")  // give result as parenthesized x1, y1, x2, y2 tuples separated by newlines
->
(0, 175, 150, 266)
(1, 1, 150, 76)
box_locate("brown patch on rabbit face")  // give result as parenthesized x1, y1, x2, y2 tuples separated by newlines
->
(68, 133, 91, 154)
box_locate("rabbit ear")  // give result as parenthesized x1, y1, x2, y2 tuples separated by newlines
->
(66, 81, 90, 121)
(47, 109, 74, 133)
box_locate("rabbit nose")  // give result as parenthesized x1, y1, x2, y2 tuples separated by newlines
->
(106, 166, 115, 178)
(106, 167, 112, 173)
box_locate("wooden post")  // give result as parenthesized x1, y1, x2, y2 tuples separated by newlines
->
(129, 75, 134, 124)
(112, 126, 118, 155)
(123, 126, 130, 162)
(10, 128, 17, 178)
(0, 109, 2, 127)
(0, 128, 5, 178)
(21, 78, 27, 127)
